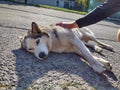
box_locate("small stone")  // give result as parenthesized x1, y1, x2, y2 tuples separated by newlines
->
(86, 87, 96, 90)
(0, 87, 6, 90)
(27, 87, 32, 90)
(68, 86, 79, 90)
(53, 85, 63, 90)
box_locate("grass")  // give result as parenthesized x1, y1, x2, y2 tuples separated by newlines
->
(35, 4, 87, 15)
(6, 0, 87, 15)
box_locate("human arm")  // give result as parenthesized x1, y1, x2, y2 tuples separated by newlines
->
(76, 0, 120, 28)
(56, 0, 120, 29)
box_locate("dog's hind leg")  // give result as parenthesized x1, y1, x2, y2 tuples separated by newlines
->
(83, 41, 103, 53)
(91, 38, 113, 51)
(80, 28, 113, 51)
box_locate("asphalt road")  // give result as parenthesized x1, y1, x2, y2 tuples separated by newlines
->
(0, 1, 120, 90)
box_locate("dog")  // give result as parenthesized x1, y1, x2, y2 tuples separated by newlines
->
(19, 22, 113, 74)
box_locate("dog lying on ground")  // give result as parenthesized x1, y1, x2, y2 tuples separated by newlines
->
(19, 22, 113, 74)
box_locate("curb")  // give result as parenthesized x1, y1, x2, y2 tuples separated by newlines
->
(107, 17, 120, 22)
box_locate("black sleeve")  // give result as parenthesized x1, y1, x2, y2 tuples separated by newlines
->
(75, 0, 120, 28)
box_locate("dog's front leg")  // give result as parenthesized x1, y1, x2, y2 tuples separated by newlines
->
(71, 35, 105, 73)
(93, 56, 112, 71)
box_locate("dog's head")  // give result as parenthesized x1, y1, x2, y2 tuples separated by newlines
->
(20, 22, 51, 60)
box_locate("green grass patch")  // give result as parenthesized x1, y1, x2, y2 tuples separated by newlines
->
(6, 0, 87, 15)
(36, 4, 87, 15)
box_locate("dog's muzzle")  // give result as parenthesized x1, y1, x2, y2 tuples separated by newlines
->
(39, 52, 47, 59)
(34, 43, 49, 60)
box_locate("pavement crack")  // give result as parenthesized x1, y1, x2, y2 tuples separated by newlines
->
(0, 24, 30, 30)
(0, 6, 74, 20)
(0, 6, 39, 15)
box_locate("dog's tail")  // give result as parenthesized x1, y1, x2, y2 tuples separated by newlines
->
(117, 29, 120, 42)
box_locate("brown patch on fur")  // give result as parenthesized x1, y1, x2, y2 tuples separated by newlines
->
(27, 22, 50, 38)
(53, 29, 59, 38)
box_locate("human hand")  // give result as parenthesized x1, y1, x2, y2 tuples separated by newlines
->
(56, 21, 78, 29)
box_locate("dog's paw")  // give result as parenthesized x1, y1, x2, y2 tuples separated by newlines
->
(92, 62, 105, 74)
(106, 45, 113, 51)
(103, 62, 112, 71)
(96, 58, 112, 71)
(95, 46, 103, 53)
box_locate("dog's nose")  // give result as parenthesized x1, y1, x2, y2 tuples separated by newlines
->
(39, 52, 46, 58)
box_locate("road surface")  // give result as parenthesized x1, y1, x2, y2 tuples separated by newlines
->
(0, 1, 120, 90)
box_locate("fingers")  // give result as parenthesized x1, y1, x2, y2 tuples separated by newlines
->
(56, 22, 73, 29)
(56, 22, 70, 29)
(56, 22, 63, 27)
(56, 22, 79, 29)
(56, 23, 61, 26)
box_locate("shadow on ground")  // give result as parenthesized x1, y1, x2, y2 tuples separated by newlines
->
(12, 48, 118, 90)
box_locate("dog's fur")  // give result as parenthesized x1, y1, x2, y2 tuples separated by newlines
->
(20, 22, 113, 73)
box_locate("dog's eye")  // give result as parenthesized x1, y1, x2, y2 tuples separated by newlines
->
(24, 36, 27, 39)
(36, 39, 40, 45)
(28, 48, 34, 51)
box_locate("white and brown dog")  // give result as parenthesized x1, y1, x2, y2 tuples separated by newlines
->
(20, 22, 113, 74)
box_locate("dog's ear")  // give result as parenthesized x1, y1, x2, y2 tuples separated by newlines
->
(42, 31, 50, 38)
(31, 22, 41, 33)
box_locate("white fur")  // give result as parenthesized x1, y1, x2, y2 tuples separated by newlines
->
(34, 43, 49, 59)
(21, 23, 113, 73)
